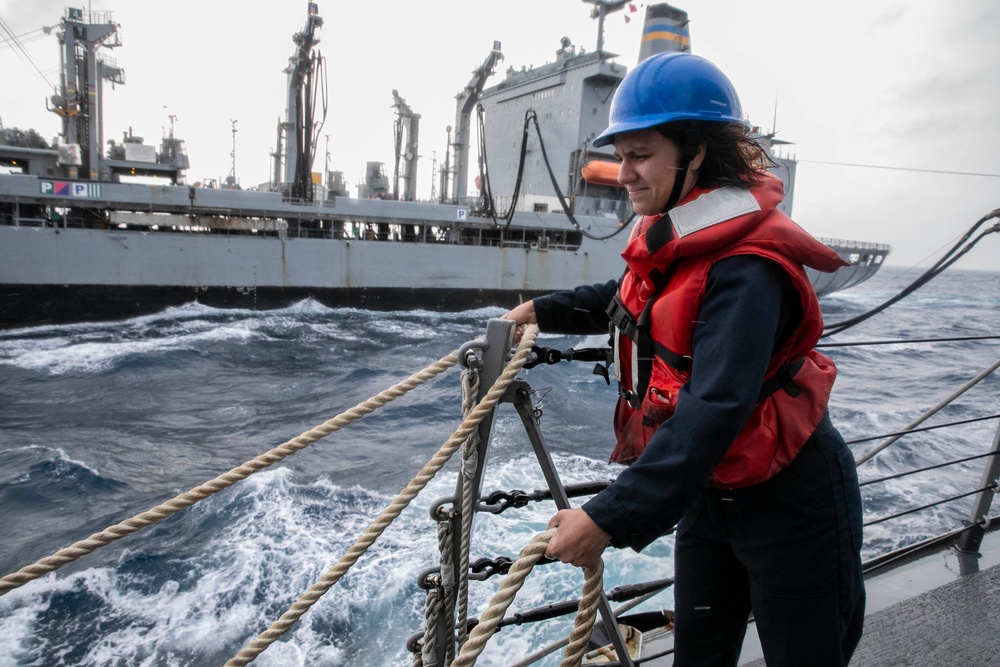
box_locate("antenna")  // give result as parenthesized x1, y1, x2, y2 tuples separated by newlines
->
(228, 119, 238, 187)
(324, 133, 330, 179)
(583, 0, 630, 53)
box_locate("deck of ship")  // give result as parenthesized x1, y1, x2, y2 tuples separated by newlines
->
(627, 527, 1000, 666)
(740, 528, 1000, 666)
(849, 557, 1000, 666)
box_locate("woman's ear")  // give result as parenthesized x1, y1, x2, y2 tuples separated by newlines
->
(689, 142, 708, 171)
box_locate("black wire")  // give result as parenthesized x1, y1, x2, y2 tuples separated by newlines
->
(858, 450, 998, 487)
(476, 105, 529, 227)
(846, 414, 1000, 446)
(0, 16, 55, 89)
(818, 334, 1000, 348)
(476, 107, 634, 238)
(309, 53, 328, 183)
(822, 210, 1000, 337)
(863, 485, 997, 527)
(527, 110, 633, 241)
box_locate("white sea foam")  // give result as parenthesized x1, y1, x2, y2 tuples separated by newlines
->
(2, 266, 997, 666)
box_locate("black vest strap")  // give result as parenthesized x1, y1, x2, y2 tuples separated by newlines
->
(607, 295, 637, 340)
(607, 269, 806, 409)
(607, 268, 681, 407)
(757, 358, 806, 402)
(651, 339, 692, 374)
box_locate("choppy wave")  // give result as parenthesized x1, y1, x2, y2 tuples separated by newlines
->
(0, 267, 998, 666)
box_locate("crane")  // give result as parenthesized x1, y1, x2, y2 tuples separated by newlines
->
(450, 43, 503, 203)
(391, 89, 420, 201)
(276, 2, 326, 201)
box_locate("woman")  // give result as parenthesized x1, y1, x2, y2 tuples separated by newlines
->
(503, 52, 865, 666)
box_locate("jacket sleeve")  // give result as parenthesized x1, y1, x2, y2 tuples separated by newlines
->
(581, 255, 799, 550)
(532, 279, 619, 335)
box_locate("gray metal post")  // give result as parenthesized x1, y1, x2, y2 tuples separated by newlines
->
(511, 382, 637, 667)
(427, 319, 636, 665)
(956, 416, 1000, 554)
(429, 319, 513, 665)
(460, 318, 514, 496)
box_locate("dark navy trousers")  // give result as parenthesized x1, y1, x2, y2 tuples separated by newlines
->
(672, 414, 866, 666)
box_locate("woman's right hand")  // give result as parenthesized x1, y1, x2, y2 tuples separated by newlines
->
(501, 300, 537, 344)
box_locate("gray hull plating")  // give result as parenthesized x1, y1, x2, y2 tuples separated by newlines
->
(0, 204, 629, 326)
(0, 217, 887, 327)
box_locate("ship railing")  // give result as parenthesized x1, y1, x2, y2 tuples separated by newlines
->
(816, 335, 1000, 572)
(416, 319, 644, 666)
(65, 8, 116, 25)
(816, 237, 893, 254)
(428, 326, 1000, 665)
(0, 213, 43, 228)
(0, 212, 586, 253)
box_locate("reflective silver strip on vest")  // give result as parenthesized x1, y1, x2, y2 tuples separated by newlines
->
(669, 186, 760, 238)
(631, 337, 639, 397)
(612, 327, 640, 398)
(613, 327, 624, 387)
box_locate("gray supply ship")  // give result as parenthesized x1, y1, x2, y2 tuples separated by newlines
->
(0, 2, 890, 328)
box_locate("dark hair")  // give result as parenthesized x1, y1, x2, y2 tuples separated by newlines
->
(656, 121, 774, 188)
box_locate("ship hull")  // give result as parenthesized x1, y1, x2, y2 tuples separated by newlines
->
(0, 221, 887, 327)
(0, 223, 622, 327)
(0, 176, 889, 328)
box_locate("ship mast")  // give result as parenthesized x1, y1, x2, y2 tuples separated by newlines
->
(279, 2, 325, 201)
(47, 8, 123, 180)
(582, 0, 630, 53)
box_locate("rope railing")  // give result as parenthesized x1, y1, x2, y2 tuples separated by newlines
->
(450, 529, 603, 667)
(5, 316, 994, 665)
(456, 365, 482, 647)
(223, 325, 540, 666)
(0, 349, 461, 596)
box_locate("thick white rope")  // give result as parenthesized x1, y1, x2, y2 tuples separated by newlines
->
(456, 365, 481, 646)
(421, 513, 455, 667)
(449, 529, 603, 667)
(224, 326, 539, 666)
(0, 350, 461, 597)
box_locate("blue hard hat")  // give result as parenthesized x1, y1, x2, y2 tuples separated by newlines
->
(593, 52, 743, 148)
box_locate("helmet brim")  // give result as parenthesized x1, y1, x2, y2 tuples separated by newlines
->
(592, 112, 745, 148)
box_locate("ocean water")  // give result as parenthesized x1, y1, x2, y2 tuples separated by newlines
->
(0, 266, 998, 666)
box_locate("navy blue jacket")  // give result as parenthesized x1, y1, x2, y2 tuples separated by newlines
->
(533, 255, 801, 550)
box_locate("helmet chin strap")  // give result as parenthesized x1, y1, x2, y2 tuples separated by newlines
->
(662, 154, 693, 214)
(646, 155, 692, 253)
(646, 141, 699, 253)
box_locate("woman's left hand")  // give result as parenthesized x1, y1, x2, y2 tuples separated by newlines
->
(545, 508, 611, 569)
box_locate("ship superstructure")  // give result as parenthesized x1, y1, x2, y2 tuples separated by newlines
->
(0, 2, 889, 328)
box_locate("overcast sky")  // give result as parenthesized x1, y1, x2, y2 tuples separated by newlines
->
(2, 0, 998, 271)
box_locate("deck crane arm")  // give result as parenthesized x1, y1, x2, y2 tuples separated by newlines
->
(279, 3, 325, 201)
(451, 44, 503, 203)
(391, 89, 421, 201)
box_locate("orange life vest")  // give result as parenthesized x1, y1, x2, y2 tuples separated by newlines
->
(608, 174, 847, 489)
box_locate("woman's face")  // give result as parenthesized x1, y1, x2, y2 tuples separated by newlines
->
(614, 129, 693, 216)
